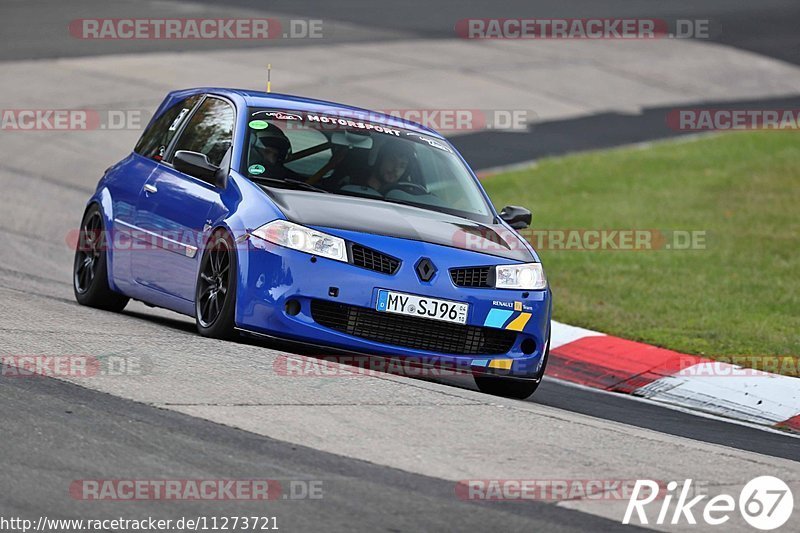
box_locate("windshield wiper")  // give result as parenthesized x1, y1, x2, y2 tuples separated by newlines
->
(252, 176, 329, 194)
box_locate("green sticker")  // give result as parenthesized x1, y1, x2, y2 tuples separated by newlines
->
(248, 120, 269, 130)
(248, 164, 266, 175)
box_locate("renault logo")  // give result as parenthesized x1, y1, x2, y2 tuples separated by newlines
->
(415, 257, 437, 282)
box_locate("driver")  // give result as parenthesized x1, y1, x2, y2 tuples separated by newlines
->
(251, 126, 297, 179)
(362, 142, 415, 194)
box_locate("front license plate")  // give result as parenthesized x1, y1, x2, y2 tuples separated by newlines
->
(376, 290, 469, 325)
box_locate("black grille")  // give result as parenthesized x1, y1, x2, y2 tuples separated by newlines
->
(350, 244, 400, 275)
(311, 300, 516, 355)
(450, 267, 492, 288)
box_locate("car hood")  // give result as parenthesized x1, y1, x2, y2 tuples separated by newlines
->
(262, 189, 535, 262)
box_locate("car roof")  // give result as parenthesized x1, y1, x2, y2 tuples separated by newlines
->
(188, 87, 445, 139)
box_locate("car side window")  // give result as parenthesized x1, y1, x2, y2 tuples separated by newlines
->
(170, 97, 235, 168)
(134, 95, 201, 161)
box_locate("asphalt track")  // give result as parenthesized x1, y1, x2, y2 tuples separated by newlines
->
(1, 1, 799, 531)
(1, 373, 643, 532)
(4, 0, 799, 64)
(3, 0, 800, 169)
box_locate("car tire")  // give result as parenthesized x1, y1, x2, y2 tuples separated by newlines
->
(195, 229, 237, 340)
(474, 327, 550, 399)
(73, 204, 129, 312)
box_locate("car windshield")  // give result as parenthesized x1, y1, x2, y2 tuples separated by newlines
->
(242, 108, 494, 223)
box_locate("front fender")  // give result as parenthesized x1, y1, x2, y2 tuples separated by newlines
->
(207, 172, 286, 326)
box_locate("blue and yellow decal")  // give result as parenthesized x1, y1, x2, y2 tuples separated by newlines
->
(483, 301, 532, 332)
(470, 358, 513, 370)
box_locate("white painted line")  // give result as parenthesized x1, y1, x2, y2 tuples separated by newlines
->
(636, 364, 800, 426)
(545, 376, 800, 439)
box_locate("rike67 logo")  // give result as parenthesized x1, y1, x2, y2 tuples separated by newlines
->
(624, 477, 794, 530)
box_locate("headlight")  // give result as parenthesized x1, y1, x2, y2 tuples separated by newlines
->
(252, 220, 347, 262)
(495, 263, 547, 290)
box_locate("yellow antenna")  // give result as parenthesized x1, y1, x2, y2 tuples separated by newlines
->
(266, 64, 272, 93)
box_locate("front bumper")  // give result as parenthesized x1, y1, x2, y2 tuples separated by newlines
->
(234, 227, 552, 378)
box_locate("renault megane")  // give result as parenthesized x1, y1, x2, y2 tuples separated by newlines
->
(73, 88, 552, 398)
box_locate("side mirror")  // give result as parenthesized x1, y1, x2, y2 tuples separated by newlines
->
(174, 150, 224, 187)
(500, 205, 532, 229)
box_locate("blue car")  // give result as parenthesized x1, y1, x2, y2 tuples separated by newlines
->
(73, 88, 552, 398)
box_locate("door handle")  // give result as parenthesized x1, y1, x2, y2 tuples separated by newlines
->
(144, 183, 158, 194)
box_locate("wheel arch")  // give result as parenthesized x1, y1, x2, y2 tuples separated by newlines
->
(197, 219, 246, 327)
(81, 190, 122, 293)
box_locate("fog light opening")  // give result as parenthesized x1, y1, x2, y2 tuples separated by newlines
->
(285, 299, 301, 316)
(520, 338, 537, 355)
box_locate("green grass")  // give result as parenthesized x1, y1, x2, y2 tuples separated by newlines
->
(482, 131, 800, 360)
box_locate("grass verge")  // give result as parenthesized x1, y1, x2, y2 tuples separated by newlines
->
(482, 131, 800, 365)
